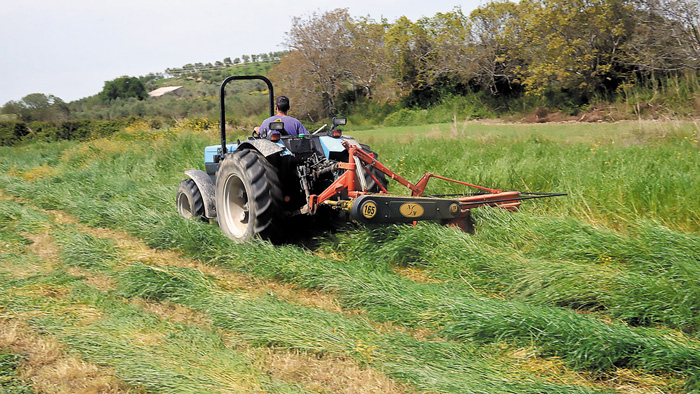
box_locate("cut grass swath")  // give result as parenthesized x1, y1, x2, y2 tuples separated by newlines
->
(118, 262, 602, 393)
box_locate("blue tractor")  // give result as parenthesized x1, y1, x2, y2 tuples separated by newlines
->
(177, 75, 388, 242)
(177, 75, 562, 242)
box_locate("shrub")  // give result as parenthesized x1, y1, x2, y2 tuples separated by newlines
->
(0, 121, 30, 146)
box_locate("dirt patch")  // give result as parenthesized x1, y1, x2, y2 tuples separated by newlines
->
(514, 105, 631, 124)
(392, 266, 442, 284)
(262, 349, 410, 394)
(23, 231, 60, 269)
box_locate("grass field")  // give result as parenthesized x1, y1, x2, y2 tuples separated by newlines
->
(0, 119, 699, 393)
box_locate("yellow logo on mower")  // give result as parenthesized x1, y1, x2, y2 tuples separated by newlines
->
(361, 201, 377, 219)
(399, 203, 424, 218)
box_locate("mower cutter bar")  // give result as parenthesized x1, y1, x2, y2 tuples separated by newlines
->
(457, 192, 568, 208)
(308, 142, 566, 228)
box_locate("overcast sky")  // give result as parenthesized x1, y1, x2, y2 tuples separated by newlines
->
(0, 0, 483, 105)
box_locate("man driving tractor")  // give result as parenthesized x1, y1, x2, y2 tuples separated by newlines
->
(254, 95, 307, 137)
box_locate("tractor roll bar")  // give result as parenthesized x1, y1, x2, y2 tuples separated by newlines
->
(219, 75, 274, 156)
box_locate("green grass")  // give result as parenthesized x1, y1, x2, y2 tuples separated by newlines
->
(34, 284, 304, 394)
(0, 350, 33, 394)
(1, 120, 698, 392)
(117, 262, 601, 393)
(353, 121, 700, 231)
(317, 212, 700, 333)
(56, 231, 122, 271)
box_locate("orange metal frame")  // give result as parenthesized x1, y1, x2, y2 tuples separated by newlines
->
(308, 142, 521, 217)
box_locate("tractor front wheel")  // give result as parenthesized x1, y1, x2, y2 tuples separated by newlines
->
(177, 178, 206, 221)
(215, 149, 282, 242)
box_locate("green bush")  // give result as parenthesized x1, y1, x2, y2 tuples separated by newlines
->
(384, 108, 428, 126)
(0, 120, 127, 146)
(0, 121, 30, 146)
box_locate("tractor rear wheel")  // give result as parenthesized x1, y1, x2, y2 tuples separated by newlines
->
(177, 178, 206, 221)
(215, 149, 282, 242)
(360, 144, 389, 193)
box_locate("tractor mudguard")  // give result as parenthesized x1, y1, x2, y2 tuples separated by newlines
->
(185, 169, 217, 219)
(351, 194, 462, 224)
(237, 139, 285, 158)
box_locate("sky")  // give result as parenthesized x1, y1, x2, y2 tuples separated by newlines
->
(0, 0, 483, 105)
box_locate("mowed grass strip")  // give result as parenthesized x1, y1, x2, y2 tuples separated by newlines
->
(11, 198, 680, 392)
(113, 215, 697, 389)
(0, 202, 305, 393)
(2, 198, 412, 393)
(43, 201, 601, 392)
(117, 262, 603, 394)
(0, 201, 136, 393)
(316, 212, 700, 335)
(2, 196, 634, 393)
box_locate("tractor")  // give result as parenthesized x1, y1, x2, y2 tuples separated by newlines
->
(176, 75, 562, 242)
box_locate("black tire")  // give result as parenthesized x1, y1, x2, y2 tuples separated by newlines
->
(177, 178, 206, 221)
(360, 144, 389, 193)
(215, 149, 282, 242)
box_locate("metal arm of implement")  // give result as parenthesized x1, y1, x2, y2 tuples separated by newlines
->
(307, 142, 565, 222)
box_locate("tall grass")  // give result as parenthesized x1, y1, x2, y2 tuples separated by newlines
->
(362, 121, 700, 231)
(317, 212, 700, 334)
(0, 205, 305, 393)
(1, 121, 698, 390)
(117, 262, 600, 393)
(25, 283, 304, 394)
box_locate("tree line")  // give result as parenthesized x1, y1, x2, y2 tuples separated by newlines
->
(165, 52, 287, 77)
(271, 0, 700, 120)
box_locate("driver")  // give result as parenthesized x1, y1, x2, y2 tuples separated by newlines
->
(254, 96, 308, 137)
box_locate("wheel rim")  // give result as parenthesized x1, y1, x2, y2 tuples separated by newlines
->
(222, 173, 250, 238)
(177, 193, 193, 219)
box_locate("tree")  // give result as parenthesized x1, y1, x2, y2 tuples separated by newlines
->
(508, 0, 635, 98)
(242, 55, 250, 63)
(467, 1, 523, 95)
(269, 51, 325, 121)
(385, 16, 434, 97)
(98, 76, 147, 103)
(234, 58, 241, 65)
(626, 0, 700, 74)
(1, 93, 69, 121)
(223, 57, 232, 66)
(346, 16, 392, 99)
(283, 8, 355, 116)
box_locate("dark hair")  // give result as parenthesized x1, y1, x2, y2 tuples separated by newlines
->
(276, 96, 290, 113)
